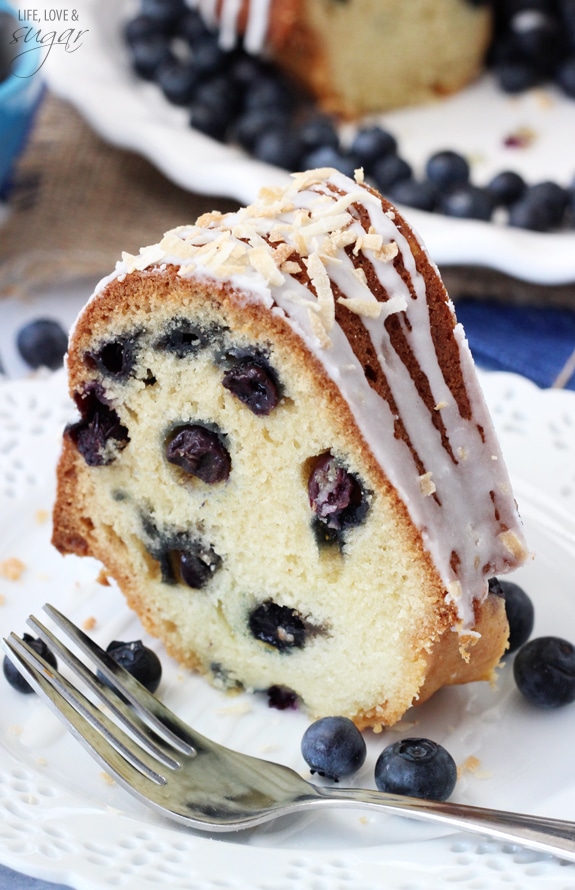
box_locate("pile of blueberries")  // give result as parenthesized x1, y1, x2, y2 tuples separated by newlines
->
(123, 0, 575, 232)
(5, 576, 575, 802)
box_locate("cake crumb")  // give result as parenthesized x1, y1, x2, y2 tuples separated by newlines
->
(388, 720, 418, 733)
(0, 594, 5, 606)
(0, 558, 26, 580)
(458, 755, 493, 780)
(82, 616, 97, 631)
(434, 401, 448, 411)
(418, 472, 436, 497)
(35, 509, 49, 525)
(96, 568, 111, 586)
(216, 701, 252, 717)
(463, 755, 481, 773)
(100, 771, 116, 786)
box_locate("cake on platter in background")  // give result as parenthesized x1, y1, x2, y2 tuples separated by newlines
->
(51, 167, 528, 730)
(186, 0, 493, 116)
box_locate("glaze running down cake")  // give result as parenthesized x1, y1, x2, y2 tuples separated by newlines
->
(187, 0, 493, 116)
(52, 168, 528, 729)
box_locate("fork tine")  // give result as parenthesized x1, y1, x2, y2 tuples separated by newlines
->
(42, 604, 200, 756)
(24, 615, 183, 770)
(3, 633, 169, 789)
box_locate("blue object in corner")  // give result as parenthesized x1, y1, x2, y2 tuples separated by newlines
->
(0, 2, 45, 197)
(455, 299, 575, 391)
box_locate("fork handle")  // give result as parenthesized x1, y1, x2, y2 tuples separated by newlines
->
(319, 786, 575, 862)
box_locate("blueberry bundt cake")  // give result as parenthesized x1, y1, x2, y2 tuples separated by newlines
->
(52, 168, 528, 729)
(187, 0, 493, 116)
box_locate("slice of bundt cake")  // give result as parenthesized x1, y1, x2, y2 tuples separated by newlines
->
(52, 168, 528, 729)
(187, 0, 493, 116)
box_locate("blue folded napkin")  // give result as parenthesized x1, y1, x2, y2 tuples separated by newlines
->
(455, 300, 575, 392)
(0, 864, 70, 889)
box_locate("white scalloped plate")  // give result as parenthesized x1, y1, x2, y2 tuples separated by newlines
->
(0, 370, 575, 889)
(42, 0, 575, 285)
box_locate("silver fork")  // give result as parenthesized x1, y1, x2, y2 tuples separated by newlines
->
(3, 604, 575, 862)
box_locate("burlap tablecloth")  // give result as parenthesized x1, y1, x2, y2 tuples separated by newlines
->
(0, 92, 239, 298)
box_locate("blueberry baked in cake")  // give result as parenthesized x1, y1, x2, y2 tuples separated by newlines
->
(186, 0, 493, 115)
(52, 168, 528, 728)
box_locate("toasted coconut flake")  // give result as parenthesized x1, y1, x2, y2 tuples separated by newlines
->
(281, 260, 303, 275)
(271, 243, 296, 266)
(498, 529, 529, 561)
(248, 246, 285, 286)
(290, 168, 333, 191)
(380, 294, 408, 318)
(337, 296, 382, 318)
(352, 266, 368, 286)
(354, 232, 384, 255)
(122, 244, 166, 273)
(308, 307, 332, 348)
(376, 241, 399, 263)
(196, 210, 224, 228)
(419, 472, 437, 497)
(305, 252, 335, 331)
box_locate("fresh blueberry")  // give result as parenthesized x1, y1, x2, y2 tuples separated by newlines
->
(16, 318, 68, 370)
(178, 8, 213, 47)
(302, 145, 358, 178)
(252, 124, 304, 170)
(440, 185, 494, 221)
(222, 357, 280, 415)
(514, 636, 575, 708)
(486, 170, 526, 206)
(509, 10, 560, 76)
(243, 71, 295, 113)
(190, 101, 229, 141)
(194, 75, 240, 123)
(248, 601, 307, 651)
(387, 178, 439, 212)
(425, 150, 470, 190)
(156, 58, 199, 105)
(374, 738, 457, 801)
(104, 640, 162, 693)
(298, 112, 340, 154)
(349, 125, 397, 172)
(128, 34, 174, 80)
(557, 54, 575, 96)
(140, 0, 186, 30)
(488, 577, 534, 653)
(372, 154, 412, 193)
(190, 37, 231, 79)
(509, 182, 569, 231)
(301, 716, 367, 781)
(3, 634, 58, 694)
(166, 424, 231, 483)
(233, 107, 290, 152)
(495, 59, 542, 92)
(123, 14, 159, 46)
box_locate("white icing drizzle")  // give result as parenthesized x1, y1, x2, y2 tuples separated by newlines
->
(186, 0, 273, 52)
(101, 168, 528, 630)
